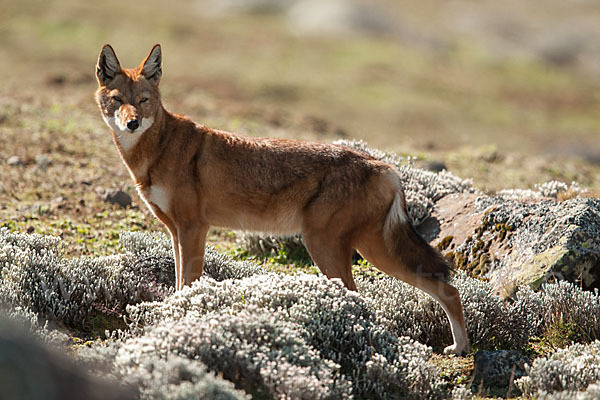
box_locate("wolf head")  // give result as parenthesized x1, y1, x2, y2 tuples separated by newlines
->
(95, 44, 162, 139)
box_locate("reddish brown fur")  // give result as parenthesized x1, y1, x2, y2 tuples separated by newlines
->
(94, 44, 469, 355)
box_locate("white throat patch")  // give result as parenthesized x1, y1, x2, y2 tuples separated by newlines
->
(148, 185, 169, 214)
(103, 112, 154, 152)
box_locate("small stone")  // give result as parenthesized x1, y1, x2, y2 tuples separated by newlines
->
(96, 187, 132, 208)
(423, 160, 447, 172)
(51, 197, 66, 209)
(35, 154, 51, 171)
(7, 156, 23, 167)
(473, 350, 527, 389)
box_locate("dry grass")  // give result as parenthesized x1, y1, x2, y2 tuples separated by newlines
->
(557, 188, 600, 202)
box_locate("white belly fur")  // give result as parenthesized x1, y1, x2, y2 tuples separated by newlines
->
(140, 186, 301, 235)
(208, 205, 302, 235)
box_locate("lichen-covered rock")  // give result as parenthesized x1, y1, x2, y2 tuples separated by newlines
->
(426, 193, 600, 291)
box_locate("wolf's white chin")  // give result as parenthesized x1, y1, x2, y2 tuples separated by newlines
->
(102, 115, 154, 152)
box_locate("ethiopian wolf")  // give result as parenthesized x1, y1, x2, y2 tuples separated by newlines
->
(95, 44, 469, 355)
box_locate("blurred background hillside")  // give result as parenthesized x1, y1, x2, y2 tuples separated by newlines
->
(1, 0, 599, 229)
(2, 0, 600, 155)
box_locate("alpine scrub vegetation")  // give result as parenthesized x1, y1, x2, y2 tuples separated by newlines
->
(516, 341, 600, 397)
(125, 273, 443, 399)
(4, 226, 600, 398)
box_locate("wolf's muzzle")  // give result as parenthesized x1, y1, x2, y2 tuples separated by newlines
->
(127, 119, 140, 131)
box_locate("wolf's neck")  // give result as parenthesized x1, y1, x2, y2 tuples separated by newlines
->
(112, 106, 167, 186)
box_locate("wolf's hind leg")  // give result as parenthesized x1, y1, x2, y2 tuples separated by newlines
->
(356, 230, 469, 355)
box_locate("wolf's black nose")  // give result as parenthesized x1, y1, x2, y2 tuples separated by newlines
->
(127, 120, 139, 131)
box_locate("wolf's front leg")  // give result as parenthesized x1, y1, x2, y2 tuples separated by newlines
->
(168, 232, 180, 289)
(177, 224, 209, 290)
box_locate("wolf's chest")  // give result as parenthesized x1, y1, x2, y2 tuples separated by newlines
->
(139, 185, 170, 215)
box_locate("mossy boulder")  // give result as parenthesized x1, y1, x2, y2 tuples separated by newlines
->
(422, 194, 600, 293)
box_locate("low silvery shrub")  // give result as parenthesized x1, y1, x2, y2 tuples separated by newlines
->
(537, 383, 600, 400)
(121, 231, 265, 281)
(120, 352, 250, 400)
(126, 273, 444, 399)
(507, 280, 600, 344)
(538, 281, 600, 341)
(0, 243, 162, 330)
(516, 341, 600, 396)
(0, 230, 265, 332)
(120, 306, 350, 399)
(9, 228, 600, 398)
(357, 273, 535, 350)
(235, 232, 308, 261)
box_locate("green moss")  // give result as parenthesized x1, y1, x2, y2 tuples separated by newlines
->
(531, 320, 581, 353)
(437, 235, 454, 251)
(449, 212, 515, 278)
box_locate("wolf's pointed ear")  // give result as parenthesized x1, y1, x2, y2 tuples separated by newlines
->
(96, 44, 121, 86)
(141, 44, 162, 85)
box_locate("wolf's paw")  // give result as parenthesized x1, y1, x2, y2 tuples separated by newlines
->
(443, 343, 469, 356)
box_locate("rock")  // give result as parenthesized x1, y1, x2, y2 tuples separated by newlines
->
(35, 154, 51, 171)
(95, 187, 132, 208)
(7, 156, 23, 167)
(199, 0, 296, 15)
(473, 350, 527, 390)
(51, 197, 67, 209)
(423, 193, 600, 292)
(422, 160, 447, 173)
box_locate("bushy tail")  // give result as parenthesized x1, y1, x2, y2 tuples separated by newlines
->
(383, 180, 452, 282)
